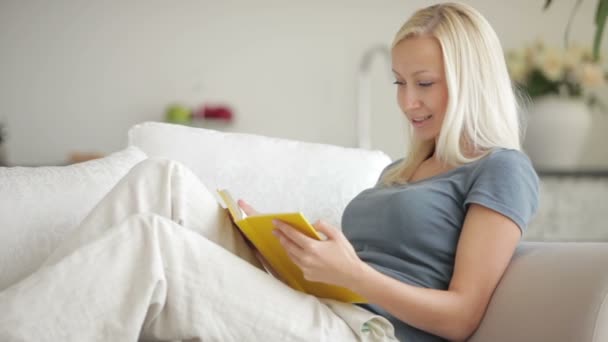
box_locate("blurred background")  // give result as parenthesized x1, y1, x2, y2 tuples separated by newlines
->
(1, 0, 607, 242)
(0, 0, 607, 166)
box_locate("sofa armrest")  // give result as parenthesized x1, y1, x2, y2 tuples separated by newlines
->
(469, 242, 608, 342)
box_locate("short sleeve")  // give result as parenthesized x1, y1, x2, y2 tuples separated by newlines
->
(464, 150, 539, 232)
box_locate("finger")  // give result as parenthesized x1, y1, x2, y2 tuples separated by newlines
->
(312, 220, 340, 240)
(273, 220, 315, 249)
(281, 245, 318, 282)
(274, 229, 306, 261)
(237, 199, 259, 216)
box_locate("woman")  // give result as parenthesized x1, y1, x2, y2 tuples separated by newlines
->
(248, 2, 538, 341)
(0, 2, 538, 342)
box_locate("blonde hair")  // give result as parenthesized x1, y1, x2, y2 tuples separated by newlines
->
(382, 2, 523, 185)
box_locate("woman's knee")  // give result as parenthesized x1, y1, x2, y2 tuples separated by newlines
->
(129, 157, 180, 176)
(124, 158, 197, 188)
(131, 157, 210, 194)
(123, 212, 176, 234)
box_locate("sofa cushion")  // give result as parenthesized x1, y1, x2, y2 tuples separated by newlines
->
(0, 146, 147, 290)
(468, 242, 608, 342)
(128, 122, 392, 228)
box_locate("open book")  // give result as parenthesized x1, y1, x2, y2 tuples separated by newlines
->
(217, 189, 367, 303)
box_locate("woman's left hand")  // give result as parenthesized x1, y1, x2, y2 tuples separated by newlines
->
(272, 219, 365, 288)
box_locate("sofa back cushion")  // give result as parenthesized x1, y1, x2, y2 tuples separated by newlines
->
(0, 146, 147, 290)
(128, 122, 392, 228)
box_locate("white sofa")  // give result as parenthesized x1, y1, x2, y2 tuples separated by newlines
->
(1, 121, 607, 341)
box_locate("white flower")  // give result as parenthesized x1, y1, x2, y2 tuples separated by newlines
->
(576, 62, 606, 87)
(506, 49, 528, 82)
(563, 44, 586, 68)
(531, 39, 546, 53)
(535, 47, 565, 81)
(505, 40, 607, 102)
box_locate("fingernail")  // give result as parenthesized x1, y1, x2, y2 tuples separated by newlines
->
(272, 219, 280, 226)
(272, 229, 279, 236)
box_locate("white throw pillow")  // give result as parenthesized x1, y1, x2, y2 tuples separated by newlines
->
(128, 122, 392, 228)
(0, 146, 147, 290)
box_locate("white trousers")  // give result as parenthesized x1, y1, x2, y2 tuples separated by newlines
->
(0, 158, 397, 342)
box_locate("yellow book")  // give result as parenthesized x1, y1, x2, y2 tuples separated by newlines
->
(217, 189, 367, 303)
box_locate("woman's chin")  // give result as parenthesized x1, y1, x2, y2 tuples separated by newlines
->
(412, 129, 438, 142)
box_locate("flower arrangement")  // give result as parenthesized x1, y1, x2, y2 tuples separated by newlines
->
(505, 0, 608, 105)
(505, 41, 607, 101)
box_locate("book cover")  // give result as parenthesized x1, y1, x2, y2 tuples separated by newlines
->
(217, 189, 367, 303)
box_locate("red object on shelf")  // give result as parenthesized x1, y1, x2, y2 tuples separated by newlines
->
(193, 105, 234, 121)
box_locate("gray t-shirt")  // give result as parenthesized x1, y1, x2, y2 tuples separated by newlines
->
(342, 148, 539, 342)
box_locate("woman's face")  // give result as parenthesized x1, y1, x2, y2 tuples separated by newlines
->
(391, 35, 449, 142)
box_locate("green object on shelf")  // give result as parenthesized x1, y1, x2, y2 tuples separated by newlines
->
(165, 104, 192, 124)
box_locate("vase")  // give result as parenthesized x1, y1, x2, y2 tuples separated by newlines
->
(523, 96, 592, 171)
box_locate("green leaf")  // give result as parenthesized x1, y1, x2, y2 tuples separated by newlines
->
(593, 0, 608, 61)
(595, 0, 608, 24)
(543, 0, 553, 10)
(523, 69, 560, 98)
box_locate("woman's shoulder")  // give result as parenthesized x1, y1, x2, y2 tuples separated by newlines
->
(466, 148, 540, 231)
(473, 148, 539, 183)
(481, 148, 535, 171)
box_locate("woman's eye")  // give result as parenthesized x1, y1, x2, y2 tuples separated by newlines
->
(393, 80, 405, 86)
(418, 82, 434, 87)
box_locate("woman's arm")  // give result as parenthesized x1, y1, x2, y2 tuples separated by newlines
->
(274, 203, 521, 341)
(350, 204, 520, 340)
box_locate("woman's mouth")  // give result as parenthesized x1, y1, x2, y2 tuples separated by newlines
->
(411, 114, 433, 127)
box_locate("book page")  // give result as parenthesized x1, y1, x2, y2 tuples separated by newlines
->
(217, 189, 246, 221)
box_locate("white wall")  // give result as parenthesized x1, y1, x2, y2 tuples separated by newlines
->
(1, 0, 607, 165)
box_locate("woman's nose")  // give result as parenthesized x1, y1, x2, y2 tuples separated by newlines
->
(402, 91, 422, 111)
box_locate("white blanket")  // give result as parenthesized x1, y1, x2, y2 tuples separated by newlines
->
(0, 158, 396, 342)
